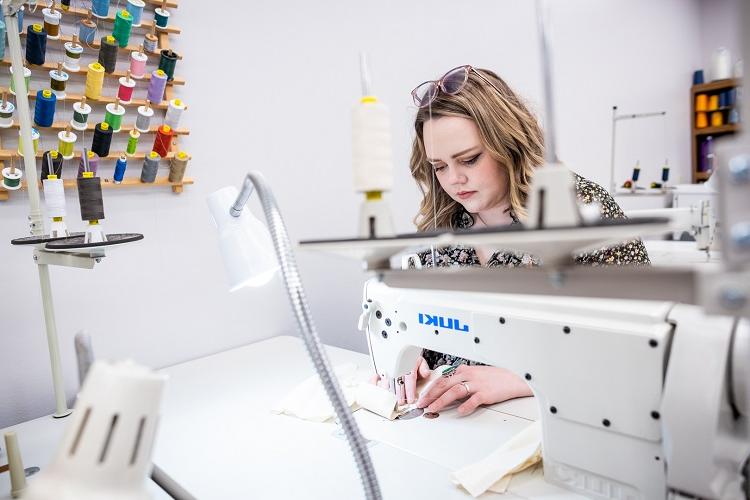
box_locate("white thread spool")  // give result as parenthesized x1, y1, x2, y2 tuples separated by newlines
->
(0, 101, 15, 128)
(164, 98, 186, 129)
(129, 50, 147, 78)
(712, 47, 733, 81)
(57, 130, 77, 159)
(43, 177, 66, 218)
(63, 41, 84, 72)
(71, 101, 92, 131)
(352, 99, 394, 192)
(49, 68, 69, 99)
(136, 104, 154, 132)
(42, 7, 62, 40)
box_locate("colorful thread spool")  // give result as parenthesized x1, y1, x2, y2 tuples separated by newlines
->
(77, 172, 105, 223)
(147, 69, 168, 103)
(78, 150, 99, 177)
(18, 128, 40, 156)
(2, 167, 22, 190)
(104, 102, 125, 132)
(158, 49, 178, 81)
(143, 32, 158, 53)
(79, 18, 97, 45)
(168, 150, 189, 182)
(9, 66, 31, 96)
(113, 9, 133, 48)
(126, 129, 140, 156)
(91, 122, 113, 157)
(154, 7, 170, 29)
(114, 154, 127, 183)
(696, 112, 708, 129)
(708, 94, 719, 111)
(136, 103, 153, 132)
(152, 124, 173, 157)
(41, 150, 64, 180)
(92, 0, 110, 19)
(85, 62, 105, 99)
(34, 89, 56, 127)
(126, 0, 145, 27)
(141, 150, 159, 183)
(57, 129, 77, 159)
(63, 41, 83, 72)
(129, 50, 147, 78)
(695, 94, 708, 112)
(98, 35, 118, 74)
(711, 111, 724, 127)
(26, 24, 47, 66)
(49, 67, 69, 99)
(0, 101, 16, 128)
(43, 176, 66, 222)
(0, 18, 5, 60)
(71, 99, 92, 130)
(61, 0, 71, 10)
(42, 7, 62, 39)
(117, 75, 136, 103)
(164, 98, 186, 129)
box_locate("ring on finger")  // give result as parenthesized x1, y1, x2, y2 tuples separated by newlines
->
(460, 381, 471, 396)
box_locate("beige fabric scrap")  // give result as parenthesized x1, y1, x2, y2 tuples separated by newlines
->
(452, 421, 542, 497)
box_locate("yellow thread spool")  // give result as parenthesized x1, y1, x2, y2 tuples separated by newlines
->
(695, 94, 708, 112)
(57, 130, 76, 159)
(18, 128, 40, 155)
(85, 62, 105, 99)
(708, 95, 719, 111)
(696, 112, 708, 129)
(711, 111, 724, 127)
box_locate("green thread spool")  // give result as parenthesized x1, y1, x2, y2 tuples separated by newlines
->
(2, 167, 22, 189)
(126, 129, 139, 156)
(158, 49, 178, 82)
(9, 66, 31, 95)
(104, 102, 125, 132)
(57, 129, 77, 159)
(112, 9, 133, 48)
(18, 127, 40, 155)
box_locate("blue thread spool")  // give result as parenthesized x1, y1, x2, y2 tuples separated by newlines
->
(154, 7, 170, 29)
(92, 0, 110, 18)
(0, 18, 6, 60)
(79, 18, 97, 44)
(114, 155, 128, 183)
(34, 89, 56, 127)
(692, 70, 705, 85)
(26, 24, 47, 66)
(126, 0, 145, 27)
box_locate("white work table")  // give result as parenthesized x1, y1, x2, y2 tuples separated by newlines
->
(1, 336, 584, 499)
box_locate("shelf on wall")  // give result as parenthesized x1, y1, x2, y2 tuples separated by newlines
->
(0, 149, 178, 161)
(691, 78, 740, 94)
(0, 176, 194, 200)
(0, 59, 185, 86)
(694, 124, 740, 136)
(2, 120, 189, 136)
(24, 7, 182, 35)
(144, 0, 179, 8)
(19, 32, 182, 59)
(10, 87, 171, 109)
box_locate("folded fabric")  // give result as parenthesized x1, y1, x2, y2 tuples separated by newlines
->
(452, 421, 542, 497)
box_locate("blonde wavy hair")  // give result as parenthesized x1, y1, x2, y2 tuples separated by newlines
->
(410, 68, 545, 231)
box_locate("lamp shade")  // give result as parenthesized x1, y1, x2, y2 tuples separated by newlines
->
(207, 186, 279, 291)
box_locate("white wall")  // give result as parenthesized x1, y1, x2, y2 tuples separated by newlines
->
(1, 0, 705, 427)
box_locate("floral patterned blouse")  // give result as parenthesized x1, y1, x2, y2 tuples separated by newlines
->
(417, 173, 651, 369)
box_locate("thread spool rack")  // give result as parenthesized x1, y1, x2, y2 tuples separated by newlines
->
(0, 0, 190, 202)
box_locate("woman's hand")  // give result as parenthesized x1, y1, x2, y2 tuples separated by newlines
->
(370, 356, 432, 405)
(416, 365, 532, 416)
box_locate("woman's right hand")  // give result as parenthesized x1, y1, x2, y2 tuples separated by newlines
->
(370, 356, 432, 405)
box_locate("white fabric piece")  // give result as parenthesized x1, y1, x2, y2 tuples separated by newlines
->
(452, 421, 542, 497)
(355, 383, 400, 419)
(271, 363, 360, 422)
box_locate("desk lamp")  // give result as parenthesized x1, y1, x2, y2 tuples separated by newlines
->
(207, 172, 382, 500)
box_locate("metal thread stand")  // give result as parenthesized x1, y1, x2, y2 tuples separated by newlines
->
(609, 106, 667, 194)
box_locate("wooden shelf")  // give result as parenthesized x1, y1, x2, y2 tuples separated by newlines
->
(0, 176, 194, 200)
(695, 171, 712, 181)
(694, 124, 740, 136)
(20, 32, 181, 60)
(2, 120, 189, 136)
(0, 59, 185, 86)
(691, 78, 740, 94)
(0, 149, 177, 161)
(11, 87, 170, 109)
(144, 0, 179, 8)
(25, 7, 182, 35)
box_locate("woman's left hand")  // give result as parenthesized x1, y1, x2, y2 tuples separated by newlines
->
(416, 365, 532, 416)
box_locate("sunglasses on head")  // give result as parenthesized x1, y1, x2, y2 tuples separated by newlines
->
(411, 65, 504, 108)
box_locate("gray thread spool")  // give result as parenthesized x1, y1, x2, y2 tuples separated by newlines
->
(63, 41, 83, 71)
(97, 35, 118, 74)
(77, 176, 105, 221)
(141, 152, 160, 183)
(136, 103, 153, 132)
(168, 151, 189, 182)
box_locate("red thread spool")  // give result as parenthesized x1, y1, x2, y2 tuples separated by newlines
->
(153, 124, 173, 157)
(117, 76, 136, 103)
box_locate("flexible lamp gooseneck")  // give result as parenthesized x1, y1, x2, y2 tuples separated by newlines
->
(207, 172, 381, 500)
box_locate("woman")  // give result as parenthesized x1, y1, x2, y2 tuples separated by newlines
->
(388, 65, 650, 416)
